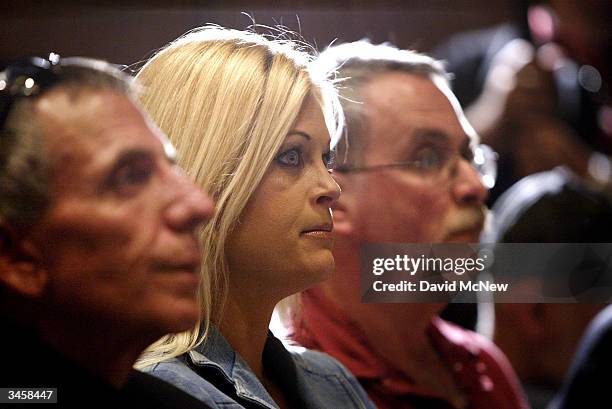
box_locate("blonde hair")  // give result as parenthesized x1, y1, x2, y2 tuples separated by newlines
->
(134, 26, 342, 368)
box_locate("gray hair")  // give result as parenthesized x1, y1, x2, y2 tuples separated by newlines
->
(313, 40, 449, 165)
(0, 57, 135, 231)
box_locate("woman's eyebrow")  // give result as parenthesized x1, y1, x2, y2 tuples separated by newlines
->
(286, 130, 331, 149)
(287, 131, 311, 140)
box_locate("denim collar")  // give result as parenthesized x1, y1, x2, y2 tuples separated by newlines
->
(187, 325, 279, 409)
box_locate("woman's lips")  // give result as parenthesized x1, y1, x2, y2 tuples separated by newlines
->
(301, 230, 334, 240)
(301, 223, 334, 240)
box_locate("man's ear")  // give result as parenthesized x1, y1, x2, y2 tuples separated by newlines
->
(0, 222, 48, 298)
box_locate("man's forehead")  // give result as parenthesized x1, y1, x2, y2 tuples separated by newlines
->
(35, 88, 168, 180)
(363, 71, 476, 149)
(365, 71, 450, 115)
(37, 88, 140, 139)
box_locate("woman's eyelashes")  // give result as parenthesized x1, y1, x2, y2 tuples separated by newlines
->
(275, 144, 335, 170)
(275, 147, 303, 167)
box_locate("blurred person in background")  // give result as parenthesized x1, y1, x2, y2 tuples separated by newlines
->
(435, 0, 611, 205)
(487, 167, 611, 408)
(437, 4, 611, 407)
(549, 304, 612, 409)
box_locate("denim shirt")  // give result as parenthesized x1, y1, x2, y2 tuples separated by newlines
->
(142, 326, 375, 409)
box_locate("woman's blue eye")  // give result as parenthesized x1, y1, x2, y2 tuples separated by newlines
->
(276, 148, 302, 167)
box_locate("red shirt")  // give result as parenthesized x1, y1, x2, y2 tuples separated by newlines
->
(289, 288, 530, 409)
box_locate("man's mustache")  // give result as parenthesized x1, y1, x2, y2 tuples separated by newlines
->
(445, 206, 487, 237)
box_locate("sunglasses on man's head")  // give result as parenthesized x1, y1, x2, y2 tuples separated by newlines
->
(0, 53, 61, 131)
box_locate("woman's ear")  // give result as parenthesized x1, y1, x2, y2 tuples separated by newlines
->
(0, 222, 48, 298)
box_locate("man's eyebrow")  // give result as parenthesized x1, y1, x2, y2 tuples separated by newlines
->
(287, 131, 311, 140)
(109, 149, 154, 172)
(411, 128, 451, 145)
(394, 128, 451, 156)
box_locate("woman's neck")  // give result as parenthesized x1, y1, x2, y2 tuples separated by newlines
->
(218, 289, 278, 380)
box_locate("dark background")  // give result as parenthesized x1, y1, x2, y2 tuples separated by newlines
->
(0, 0, 516, 68)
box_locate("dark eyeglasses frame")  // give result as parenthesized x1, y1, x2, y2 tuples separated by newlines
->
(0, 53, 61, 131)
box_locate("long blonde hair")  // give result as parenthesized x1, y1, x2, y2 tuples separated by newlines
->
(134, 26, 342, 368)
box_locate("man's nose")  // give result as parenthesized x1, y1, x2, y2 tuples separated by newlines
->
(165, 169, 215, 231)
(452, 160, 488, 206)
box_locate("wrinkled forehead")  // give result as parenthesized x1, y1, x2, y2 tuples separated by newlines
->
(35, 88, 172, 184)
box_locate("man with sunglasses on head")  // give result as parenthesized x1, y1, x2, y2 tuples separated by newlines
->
(0, 55, 214, 408)
(288, 41, 528, 409)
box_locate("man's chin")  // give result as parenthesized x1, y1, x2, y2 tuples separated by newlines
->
(155, 301, 200, 335)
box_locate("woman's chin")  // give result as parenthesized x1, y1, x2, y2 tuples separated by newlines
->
(268, 250, 335, 298)
(301, 251, 335, 286)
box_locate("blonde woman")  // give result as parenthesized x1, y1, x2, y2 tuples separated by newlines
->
(135, 27, 375, 409)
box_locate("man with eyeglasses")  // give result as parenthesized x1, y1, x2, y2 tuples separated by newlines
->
(0, 55, 214, 408)
(288, 41, 528, 409)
